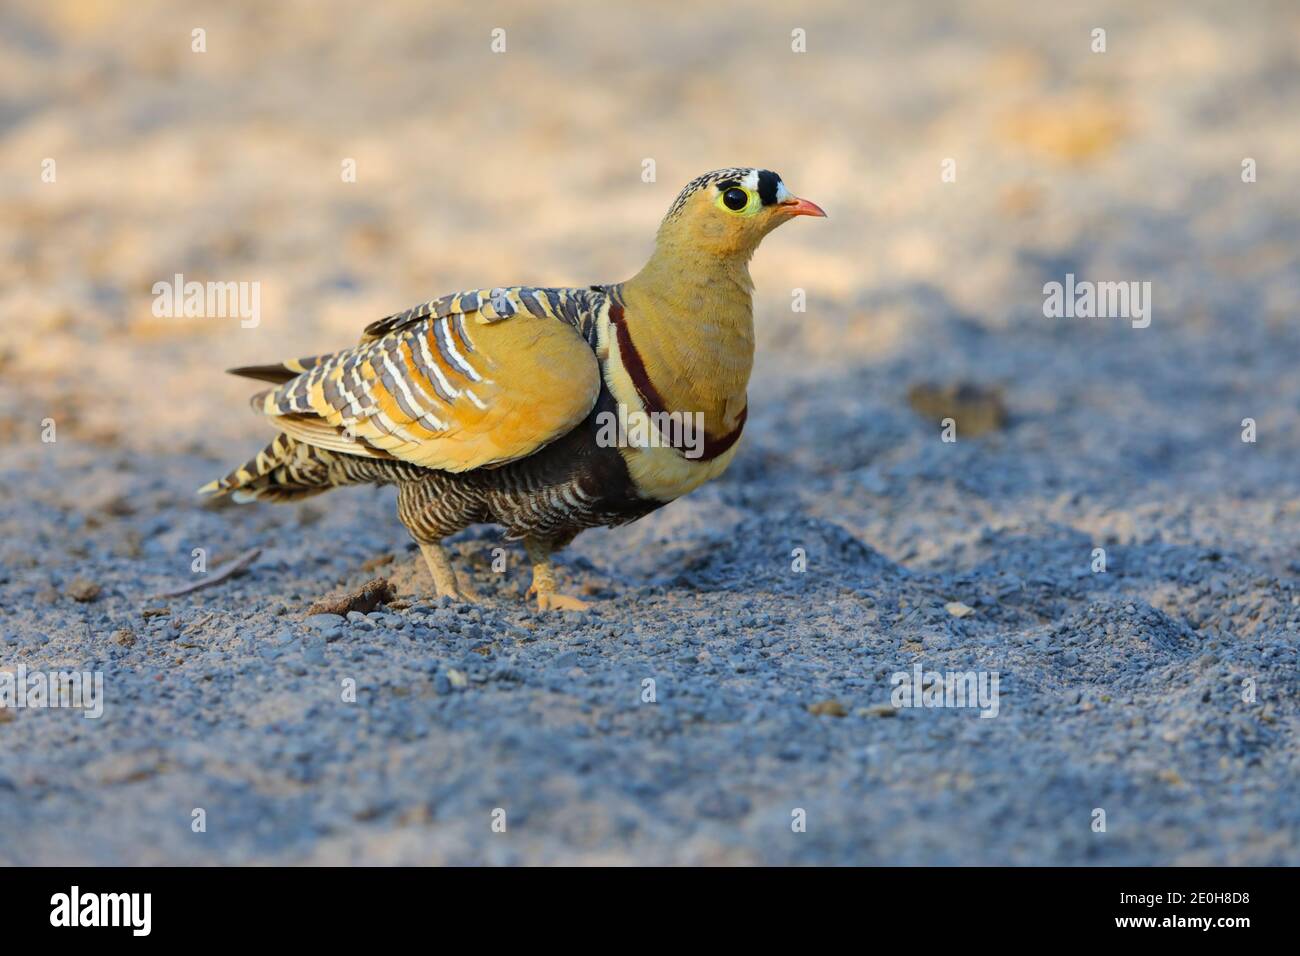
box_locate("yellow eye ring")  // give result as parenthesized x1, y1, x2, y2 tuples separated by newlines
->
(717, 186, 757, 215)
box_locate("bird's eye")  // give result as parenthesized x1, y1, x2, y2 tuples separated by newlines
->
(722, 188, 748, 211)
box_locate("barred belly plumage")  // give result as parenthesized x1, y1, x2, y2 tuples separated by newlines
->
(394, 389, 662, 544)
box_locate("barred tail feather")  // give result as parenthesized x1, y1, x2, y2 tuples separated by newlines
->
(198, 433, 394, 503)
(226, 356, 324, 385)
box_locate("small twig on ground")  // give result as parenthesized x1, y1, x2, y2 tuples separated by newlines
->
(151, 548, 261, 599)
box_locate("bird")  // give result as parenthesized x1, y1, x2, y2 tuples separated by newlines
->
(200, 168, 825, 610)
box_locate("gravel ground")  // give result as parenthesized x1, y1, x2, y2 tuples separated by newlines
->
(1, 0, 1298, 865)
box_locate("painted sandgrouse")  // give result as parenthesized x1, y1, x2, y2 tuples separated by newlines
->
(201, 168, 825, 609)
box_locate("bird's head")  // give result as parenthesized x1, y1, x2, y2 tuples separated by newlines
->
(656, 167, 826, 260)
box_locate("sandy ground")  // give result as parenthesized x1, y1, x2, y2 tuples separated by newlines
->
(1, 0, 1298, 864)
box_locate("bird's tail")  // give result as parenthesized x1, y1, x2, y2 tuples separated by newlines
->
(198, 433, 389, 503)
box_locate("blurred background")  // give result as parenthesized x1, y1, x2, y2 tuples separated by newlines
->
(1, 1, 1298, 865)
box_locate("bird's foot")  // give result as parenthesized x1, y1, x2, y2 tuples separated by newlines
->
(531, 589, 591, 612)
(435, 587, 481, 605)
(419, 541, 478, 604)
(525, 582, 592, 613)
(523, 536, 589, 611)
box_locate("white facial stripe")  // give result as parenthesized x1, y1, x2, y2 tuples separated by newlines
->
(742, 169, 760, 191)
(775, 180, 792, 203)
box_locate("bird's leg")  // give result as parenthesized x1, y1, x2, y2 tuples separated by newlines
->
(418, 540, 475, 602)
(524, 536, 590, 612)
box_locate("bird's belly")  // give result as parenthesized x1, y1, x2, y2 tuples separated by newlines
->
(478, 397, 664, 538)
(401, 386, 741, 541)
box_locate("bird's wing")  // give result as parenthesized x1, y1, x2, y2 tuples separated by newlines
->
(358, 285, 602, 344)
(243, 286, 604, 472)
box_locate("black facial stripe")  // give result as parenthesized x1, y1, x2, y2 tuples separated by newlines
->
(715, 179, 741, 191)
(757, 169, 781, 206)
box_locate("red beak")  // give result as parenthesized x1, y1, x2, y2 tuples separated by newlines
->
(779, 197, 827, 218)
